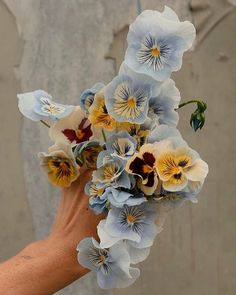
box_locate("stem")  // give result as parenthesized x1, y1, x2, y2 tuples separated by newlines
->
(178, 100, 200, 109)
(136, 0, 142, 15)
(40, 120, 50, 128)
(101, 128, 107, 142)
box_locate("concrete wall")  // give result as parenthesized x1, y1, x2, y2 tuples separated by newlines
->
(0, 0, 235, 294)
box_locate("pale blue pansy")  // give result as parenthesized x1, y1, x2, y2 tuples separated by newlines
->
(98, 203, 162, 249)
(77, 237, 140, 289)
(148, 79, 180, 126)
(104, 72, 153, 124)
(79, 82, 105, 113)
(124, 6, 196, 81)
(17, 90, 74, 121)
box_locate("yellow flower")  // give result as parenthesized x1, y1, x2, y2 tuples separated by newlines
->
(89, 91, 116, 130)
(155, 143, 208, 192)
(39, 143, 79, 188)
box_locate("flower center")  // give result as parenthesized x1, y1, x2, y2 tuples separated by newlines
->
(99, 255, 106, 263)
(151, 46, 160, 57)
(142, 164, 153, 174)
(97, 188, 105, 197)
(127, 214, 136, 224)
(75, 129, 85, 140)
(127, 97, 136, 107)
(59, 161, 70, 171)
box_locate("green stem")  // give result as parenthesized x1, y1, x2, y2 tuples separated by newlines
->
(178, 100, 201, 109)
(136, 0, 142, 15)
(102, 128, 107, 142)
(40, 120, 50, 128)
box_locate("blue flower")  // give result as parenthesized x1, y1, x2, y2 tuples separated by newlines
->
(92, 157, 131, 189)
(147, 124, 186, 148)
(105, 73, 153, 124)
(77, 238, 140, 289)
(98, 203, 161, 249)
(124, 6, 196, 81)
(105, 131, 137, 160)
(79, 82, 105, 113)
(154, 188, 198, 209)
(148, 79, 180, 126)
(106, 187, 147, 208)
(17, 90, 74, 121)
(85, 181, 108, 214)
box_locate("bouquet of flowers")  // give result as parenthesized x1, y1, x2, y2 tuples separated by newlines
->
(17, 6, 208, 290)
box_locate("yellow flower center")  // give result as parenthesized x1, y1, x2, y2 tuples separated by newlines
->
(142, 164, 153, 174)
(127, 97, 136, 108)
(99, 255, 106, 263)
(76, 129, 85, 140)
(127, 214, 136, 224)
(151, 46, 161, 57)
(97, 188, 105, 196)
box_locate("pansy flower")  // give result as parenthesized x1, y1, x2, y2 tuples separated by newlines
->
(154, 187, 198, 209)
(49, 107, 93, 145)
(93, 157, 131, 189)
(105, 70, 154, 124)
(17, 90, 74, 121)
(154, 140, 209, 192)
(105, 131, 137, 160)
(88, 91, 116, 130)
(85, 181, 108, 214)
(98, 203, 161, 249)
(73, 141, 103, 168)
(38, 142, 79, 188)
(147, 124, 185, 146)
(77, 238, 140, 289)
(148, 79, 180, 126)
(79, 82, 105, 113)
(126, 144, 159, 195)
(124, 6, 196, 81)
(106, 187, 146, 208)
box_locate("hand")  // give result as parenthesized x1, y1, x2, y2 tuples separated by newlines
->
(47, 168, 104, 277)
(0, 168, 104, 295)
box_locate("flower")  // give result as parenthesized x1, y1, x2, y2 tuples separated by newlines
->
(98, 202, 161, 249)
(79, 82, 105, 113)
(17, 90, 74, 121)
(124, 6, 196, 81)
(126, 144, 159, 195)
(154, 188, 198, 209)
(49, 107, 93, 144)
(77, 237, 140, 289)
(88, 90, 116, 130)
(148, 79, 180, 126)
(106, 187, 147, 208)
(105, 72, 153, 124)
(38, 142, 79, 188)
(154, 140, 209, 192)
(93, 157, 131, 189)
(105, 131, 137, 160)
(147, 124, 185, 146)
(85, 181, 108, 214)
(73, 141, 103, 168)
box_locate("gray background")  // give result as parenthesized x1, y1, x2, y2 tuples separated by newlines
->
(0, 0, 235, 294)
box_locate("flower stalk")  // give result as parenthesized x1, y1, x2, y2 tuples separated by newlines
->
(40, 120, 50, 128)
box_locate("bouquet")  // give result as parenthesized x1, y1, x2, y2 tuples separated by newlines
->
(17, 6, 208, 290)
